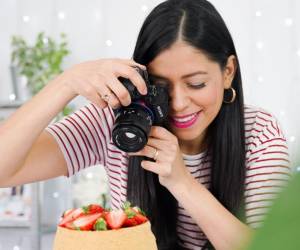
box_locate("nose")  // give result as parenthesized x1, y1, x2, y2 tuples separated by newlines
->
(169, 84, 190, 113)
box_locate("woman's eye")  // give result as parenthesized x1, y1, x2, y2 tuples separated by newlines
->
(188, 83, 206, 89)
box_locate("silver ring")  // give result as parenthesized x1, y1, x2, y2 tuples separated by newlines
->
(100, 94, 110, 103)
(153, 148, 159, 161)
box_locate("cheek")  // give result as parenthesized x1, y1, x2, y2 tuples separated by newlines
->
(192, 83, 223, 108)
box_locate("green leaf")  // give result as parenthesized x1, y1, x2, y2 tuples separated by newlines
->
(125, 209, 136, 219)
(94, 218, 107, 231)
(82, 206, 89, 214)
(122, 201, 132, 210)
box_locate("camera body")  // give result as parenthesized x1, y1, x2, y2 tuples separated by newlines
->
(112, 67, 169, 152)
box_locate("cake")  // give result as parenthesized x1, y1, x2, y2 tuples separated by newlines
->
(53, 203, 158, 250)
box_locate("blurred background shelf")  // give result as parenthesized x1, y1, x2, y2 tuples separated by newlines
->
(0, 101, 25, 109)
(0, 95, 108, 250)
(0, 105, 41, 250)
(0, 220, 31, 227)
(0, 181, 41, 250)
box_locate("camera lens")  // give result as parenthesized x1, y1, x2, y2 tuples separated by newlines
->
(112, 103, 154, 152)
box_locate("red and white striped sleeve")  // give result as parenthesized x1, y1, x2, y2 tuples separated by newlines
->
(45, 103, 115, 177)
(244, 107, 291, 228)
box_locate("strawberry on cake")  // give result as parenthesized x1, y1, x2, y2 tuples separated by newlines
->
(53, 202, 157, 250)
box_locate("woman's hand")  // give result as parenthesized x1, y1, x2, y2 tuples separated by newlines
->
(128, 126, 191, 190)
(54, 58, 147, 109)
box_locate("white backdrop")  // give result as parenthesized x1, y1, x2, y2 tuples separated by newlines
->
(0, 0, 299, 167)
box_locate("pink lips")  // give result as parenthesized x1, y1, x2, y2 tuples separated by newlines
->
(170, 111, 201, 129)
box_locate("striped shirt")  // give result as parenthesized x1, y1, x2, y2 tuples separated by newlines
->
(46, 104, 291, 250)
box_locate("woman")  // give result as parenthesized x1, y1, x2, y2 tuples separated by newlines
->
(0, 0, 290, 249)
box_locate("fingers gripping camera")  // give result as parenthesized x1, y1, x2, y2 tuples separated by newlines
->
(112, 67, 169, 152)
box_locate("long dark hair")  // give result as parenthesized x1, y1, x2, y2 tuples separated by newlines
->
(127, 0, 246, 249)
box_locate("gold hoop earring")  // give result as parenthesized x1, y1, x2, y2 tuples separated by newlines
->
(223, 87, 236, 104)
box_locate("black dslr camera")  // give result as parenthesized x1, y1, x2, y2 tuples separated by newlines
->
(112, 67, 169, 152)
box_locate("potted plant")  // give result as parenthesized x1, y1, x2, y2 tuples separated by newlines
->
(10, 32, 72, 118)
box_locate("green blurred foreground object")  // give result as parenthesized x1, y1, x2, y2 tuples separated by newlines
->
(246, 173, 300, 250)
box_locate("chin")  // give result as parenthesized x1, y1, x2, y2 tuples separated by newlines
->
(171, 125, 206, 142)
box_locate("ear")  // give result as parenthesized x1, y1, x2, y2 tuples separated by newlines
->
(223, 55, 237, 89)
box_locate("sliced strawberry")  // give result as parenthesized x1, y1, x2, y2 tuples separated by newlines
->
(62, 208, 74, 218)
(64, 221, 76, 230)
(123, 216, 138, 227)
(59, 202, 148, 231)
(101, 210, 109, 218)
(134, 213, 148, 224)
(59, 208, 84, 227)
(82, 204, 104, 214)
(132, 206, 146, 216)
(123, 207, 148, 227)
(123, 207, 138, 227)
(122, 202, 148, 227)
(105, 209, 126, 229)
(72, 212, 103, 231)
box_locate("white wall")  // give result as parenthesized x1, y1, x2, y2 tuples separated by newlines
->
(0, 0, 299, 166)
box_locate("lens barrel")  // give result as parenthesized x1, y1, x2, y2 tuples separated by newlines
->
(112, 103, 153, 152)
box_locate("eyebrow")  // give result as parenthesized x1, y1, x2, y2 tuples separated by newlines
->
(149, 70, 208, 80)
